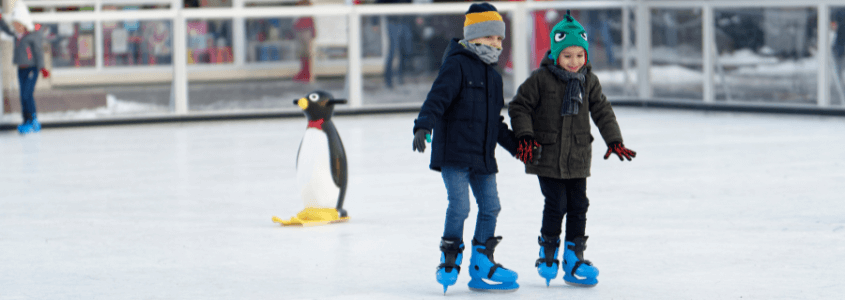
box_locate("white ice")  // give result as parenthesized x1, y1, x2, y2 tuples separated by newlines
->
(1, 108, 844, 299)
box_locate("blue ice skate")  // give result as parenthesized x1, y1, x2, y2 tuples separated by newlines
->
(562, 236, 599, 287)
(17, 121, 32, 134)
(535, 235, 560, 286)
(30, 117, 41, 133)
(17, 116, 41, 134)
(467, 236, 519, 292)
(436, 238, 464, 294)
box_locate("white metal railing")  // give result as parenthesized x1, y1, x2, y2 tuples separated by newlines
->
(6, 0, 843, 118)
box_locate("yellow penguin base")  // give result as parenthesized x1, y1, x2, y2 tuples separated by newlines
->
(272, 208, 349, 227)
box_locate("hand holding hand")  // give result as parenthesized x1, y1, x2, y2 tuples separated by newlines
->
(413, 129, 431, 153)
(517, 135, 542, 164)
(40, 68, 50, 78)
(603, 142, 636, 161)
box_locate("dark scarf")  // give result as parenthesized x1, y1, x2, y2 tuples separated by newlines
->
(545, 64, 586, 116)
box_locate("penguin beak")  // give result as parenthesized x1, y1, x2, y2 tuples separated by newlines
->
(329, 99, 347, 105)
(296, 98, 308, 110)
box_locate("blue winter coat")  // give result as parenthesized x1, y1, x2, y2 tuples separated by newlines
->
(414, 39, 517, 174)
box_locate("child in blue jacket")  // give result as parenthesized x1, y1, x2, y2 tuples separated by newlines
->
(412, 2, 520, 294)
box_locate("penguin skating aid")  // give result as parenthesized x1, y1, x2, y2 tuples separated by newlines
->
(273, 90, 350, 227)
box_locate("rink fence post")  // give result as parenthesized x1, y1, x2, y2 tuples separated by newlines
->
(636, 0, 652, 99)
(347, 4, 363, 109)
(511, 2, 530, 92)
(817, 3, 830, 108)
(172, 0, 189, 115)
(702, 3, 714, 104)
(233, 0, 246, 68)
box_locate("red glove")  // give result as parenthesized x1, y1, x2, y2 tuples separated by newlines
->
(41, 68, 50, 78)
(517, 136, 542, 164)
(604, 142, 636, 161)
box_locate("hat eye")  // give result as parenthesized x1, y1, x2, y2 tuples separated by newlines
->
(581, 32, 588, 41)
(554, 32, 566, 42)
(308, 93, 319, 101)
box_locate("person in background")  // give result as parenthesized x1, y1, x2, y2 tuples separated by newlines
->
(292, 0, 315, 83)
(0, 1, 49, 134)
(376, 0, 413, 89)
(832, 7, 845, 78)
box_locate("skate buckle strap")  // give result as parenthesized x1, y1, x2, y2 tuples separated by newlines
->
(440, 240, 464, 273)
(474, 236, 508, 279)
(438, 262, 461, 273)
(536, 236, 560, 268)
(569, 236, 589, 261)
(571, 259, 594, 277)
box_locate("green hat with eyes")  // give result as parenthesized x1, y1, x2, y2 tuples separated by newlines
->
(549, 10, 589, 65)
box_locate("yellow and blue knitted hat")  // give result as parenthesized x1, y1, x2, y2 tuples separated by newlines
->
(464, 3, 505, 41)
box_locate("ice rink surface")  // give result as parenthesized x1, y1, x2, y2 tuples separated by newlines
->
(1, 107, 844, 299)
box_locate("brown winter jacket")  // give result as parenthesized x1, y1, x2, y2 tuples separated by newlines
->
(508, 54, 623, 179)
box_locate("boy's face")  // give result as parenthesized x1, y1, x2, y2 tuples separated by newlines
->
(557, 45, 586, 72)
(468, 35, 504, 50)
(13, 22, 26, 34)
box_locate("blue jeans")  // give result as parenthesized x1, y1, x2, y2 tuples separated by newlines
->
(18, 67, 39, 121)
(441, 166, 501, 244)
(385, 21, 412, 88)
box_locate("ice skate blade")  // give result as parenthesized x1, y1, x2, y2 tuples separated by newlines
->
(564, 279, 598, 288)
(468, 278, 519, 293)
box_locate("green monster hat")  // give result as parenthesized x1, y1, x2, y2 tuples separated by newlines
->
(549, 10, 589, 65)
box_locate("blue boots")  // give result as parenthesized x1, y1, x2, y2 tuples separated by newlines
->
(436, 238, 464, 293)
(467, 236, 519, 292)
(562, 236, 599, 287)
(536, 235, 599, 287)
(535, 235, 560, 286)
(17, 116, 41, 134)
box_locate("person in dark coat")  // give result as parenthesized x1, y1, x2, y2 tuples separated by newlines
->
(411, 2, 520, 293)
(376, 0, 413, 88)
(508, 11, 636, 288)
(833, 8, 845, 77)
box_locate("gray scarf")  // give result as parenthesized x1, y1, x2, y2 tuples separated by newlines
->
(460, 39, 502, 65)
(546, 64, 586, 116)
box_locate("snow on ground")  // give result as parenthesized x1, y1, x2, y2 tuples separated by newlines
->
(1, 108, 844, 299)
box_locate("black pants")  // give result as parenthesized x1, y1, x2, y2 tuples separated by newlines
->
(538, 177, 589, 242)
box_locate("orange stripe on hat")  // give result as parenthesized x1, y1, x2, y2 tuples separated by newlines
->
(464, 11, 503, 27)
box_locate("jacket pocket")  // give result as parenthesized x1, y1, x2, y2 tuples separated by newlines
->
(575, 133, 593, 145)
(571, 133, 593, 170)
(532, 131, 558, 167)
(535, 131, 559, 145)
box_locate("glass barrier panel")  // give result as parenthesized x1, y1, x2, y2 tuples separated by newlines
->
(360, 12, 517, 106)
(184, 16, 347, 112)
(42, 22, 98, 68)
(103, 20, 173, 67)
(651, 8, 703, 101)
(714, 7, 817, 105)
(186, 19, 233, 65)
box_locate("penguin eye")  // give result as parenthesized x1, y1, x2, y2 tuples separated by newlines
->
(554, 32, 566, 42)
(308, 93, 319, 101)
(580, 32, 588, 41)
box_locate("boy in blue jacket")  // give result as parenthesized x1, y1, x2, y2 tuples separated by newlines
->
(411, 2, 519, 294)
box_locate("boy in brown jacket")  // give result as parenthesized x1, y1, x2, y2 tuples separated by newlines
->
(508, 11, 635, 288)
